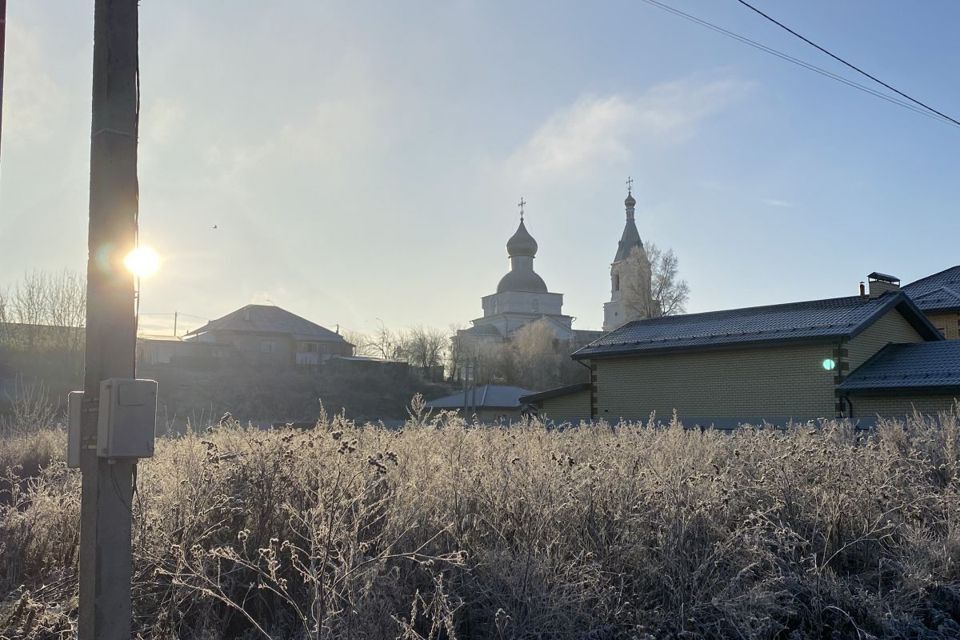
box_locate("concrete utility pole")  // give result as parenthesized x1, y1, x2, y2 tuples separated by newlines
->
(1, 0, 7, 160)
(79, 1, 140, 638)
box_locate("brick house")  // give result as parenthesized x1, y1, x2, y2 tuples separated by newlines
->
(524, 277, 958, 426)
(183, 304, 353, 369)
(904, 265, 960, 340)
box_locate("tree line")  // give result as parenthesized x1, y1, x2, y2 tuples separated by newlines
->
(0, 270, 86, 352)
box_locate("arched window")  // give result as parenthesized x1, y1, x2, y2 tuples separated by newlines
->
(613, 274, 620, 291)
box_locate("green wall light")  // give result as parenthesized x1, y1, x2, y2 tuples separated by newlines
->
(822, 358, 837, 371)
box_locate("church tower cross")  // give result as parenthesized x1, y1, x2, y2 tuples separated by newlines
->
(518, 197, 526, 221)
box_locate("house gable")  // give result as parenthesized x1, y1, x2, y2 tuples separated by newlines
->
(846, 305, 927, 371)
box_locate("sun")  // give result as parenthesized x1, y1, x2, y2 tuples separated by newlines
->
(123, 246, 160, 278)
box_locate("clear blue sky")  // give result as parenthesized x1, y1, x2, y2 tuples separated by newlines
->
(1, 1, 958, 335)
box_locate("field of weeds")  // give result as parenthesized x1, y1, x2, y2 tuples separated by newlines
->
(1, 403, 960, 639)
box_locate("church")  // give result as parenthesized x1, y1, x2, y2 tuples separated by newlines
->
(457, 188, 650, 350)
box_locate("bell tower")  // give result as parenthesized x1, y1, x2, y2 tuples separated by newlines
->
(603, 178, 652, 332)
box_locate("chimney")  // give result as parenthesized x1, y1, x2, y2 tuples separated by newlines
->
(859, 282, 866, 297)
(867, 272, 900, 298)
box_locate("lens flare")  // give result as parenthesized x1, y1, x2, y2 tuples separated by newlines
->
(123, 246, 160, 278)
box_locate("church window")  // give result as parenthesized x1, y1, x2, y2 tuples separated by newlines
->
(532, 298, 540, 312)
(613, 274, 620, 291)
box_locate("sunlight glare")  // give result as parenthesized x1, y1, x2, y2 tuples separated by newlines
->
(123, 246, 160, 278)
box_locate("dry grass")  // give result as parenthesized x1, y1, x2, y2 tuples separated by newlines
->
(1, 405, 960, 639)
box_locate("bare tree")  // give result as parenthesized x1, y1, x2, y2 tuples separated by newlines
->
(341, 330, 376, 357)
(12, 270, 48, 326)
(447, 324, 467, 381)
(0, 288, 9, 344)
(510, 319, 562, 391)
(0, 288, 7, 322)
(46, 270, 86, 332)
(402, 325, 447, 370)
(0, 269, 88, 351)
(622, 242, 689, 320)
(368, 321, 405, 361)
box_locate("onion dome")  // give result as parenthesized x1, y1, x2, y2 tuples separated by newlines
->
(506, 220, 538, 258)
(625, 191, 636, 208)
(497, 269, 548, 294)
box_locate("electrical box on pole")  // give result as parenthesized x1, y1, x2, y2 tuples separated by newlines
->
(96, 378, 157, 459)
(68, 379, 157, 467)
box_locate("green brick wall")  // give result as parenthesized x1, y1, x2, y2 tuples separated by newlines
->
(593, 342, 838, 423)
(851, 394, 959, 418)
(540, 389, 592, 424)
(846, 309, 924, 370)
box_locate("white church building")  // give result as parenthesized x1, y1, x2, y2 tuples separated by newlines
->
(458, 186, 653, 349)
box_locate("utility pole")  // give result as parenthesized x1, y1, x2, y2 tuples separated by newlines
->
(1, 0, 7, 160)
(79, 1, 140, 638)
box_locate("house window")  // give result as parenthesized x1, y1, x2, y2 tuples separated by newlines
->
(260, 340, 275, 353)
(304, 342, 318, 353)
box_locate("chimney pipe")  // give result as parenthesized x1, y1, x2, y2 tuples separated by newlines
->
(859, 282, 866, 297)
(867, 272, 900, 298)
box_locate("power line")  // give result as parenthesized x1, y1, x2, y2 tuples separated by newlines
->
(640, 0, 951, 125)
(735, 0, 960, 127)
(638, 0, 958, 129)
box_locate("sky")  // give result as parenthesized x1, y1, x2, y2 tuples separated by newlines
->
(1, 0, 958, 336)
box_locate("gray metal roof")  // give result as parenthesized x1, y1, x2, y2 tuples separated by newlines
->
(614, 218, 643, 262)
(839, 341, 960, 393)
(186, 304, 351, 344)
(904, 265, 960, 312)
(520, 383, 591, 404)
(574, 291, 940, 359)
(425, 385, 536, 410)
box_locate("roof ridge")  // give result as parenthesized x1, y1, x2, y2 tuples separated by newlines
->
(913, 284, 960, 299)
(614, 293, 884, 331)
(905, 265, 960, 288)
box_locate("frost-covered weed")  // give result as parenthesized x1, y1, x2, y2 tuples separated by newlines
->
(1, 410, 959, 639)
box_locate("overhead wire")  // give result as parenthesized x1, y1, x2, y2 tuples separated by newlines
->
(638, 0, 958, 129)
(735, 0, 960, 127)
